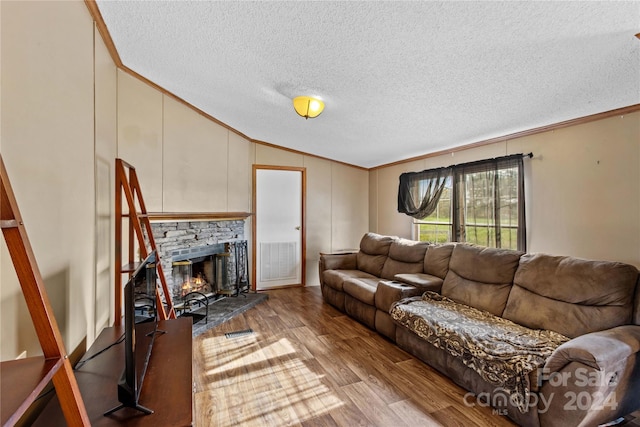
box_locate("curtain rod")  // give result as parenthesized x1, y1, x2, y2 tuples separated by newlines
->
(401, 152, 534, 177)
(451, 152, 534, 170)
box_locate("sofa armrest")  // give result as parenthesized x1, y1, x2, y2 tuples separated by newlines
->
(375, 280, 425, 313)
(538, 325, 640, 426)
(393, 273, 444, 293)
(544, 325, 640, 374)
(319, 252, 357, 271)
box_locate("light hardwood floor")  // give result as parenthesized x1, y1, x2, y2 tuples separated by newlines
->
(193, 286, 639, 427)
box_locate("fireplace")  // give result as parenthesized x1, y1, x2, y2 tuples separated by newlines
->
(171, 241, 249, 298)
(150, 219, 248, 300)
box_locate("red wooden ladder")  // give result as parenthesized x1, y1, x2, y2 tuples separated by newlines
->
(115, 158, 176, 326)
(0, 155, 90, 426)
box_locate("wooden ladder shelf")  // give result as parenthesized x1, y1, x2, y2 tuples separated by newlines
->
(0, 155, 90, 426)
(115, 158, 176, 326)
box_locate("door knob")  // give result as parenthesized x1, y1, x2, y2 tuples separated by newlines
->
(295, 226, 301, 230)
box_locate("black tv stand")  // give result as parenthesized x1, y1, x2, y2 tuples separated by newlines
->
(104, 402, 153, 417)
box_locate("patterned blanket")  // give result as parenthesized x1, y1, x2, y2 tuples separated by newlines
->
(390, 291, 569, 413)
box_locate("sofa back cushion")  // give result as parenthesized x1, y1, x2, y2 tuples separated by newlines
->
(381, 239, 429, 280)
(441, 244, 523, 316)
(356, 233, 395, 277)
(635, 277, 640, 326)
(423, 243, 455, 279)
(503, 254, 639, 338)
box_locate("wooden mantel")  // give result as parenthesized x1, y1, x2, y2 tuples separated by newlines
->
(146, 212, 253, 222)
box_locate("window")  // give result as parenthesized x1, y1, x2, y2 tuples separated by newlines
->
(413, 177, 452, 243)
(401, 154, 527, 251)
(455, 163, 521, 250)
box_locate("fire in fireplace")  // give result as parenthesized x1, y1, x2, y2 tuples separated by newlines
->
(172, 257, 214, 298)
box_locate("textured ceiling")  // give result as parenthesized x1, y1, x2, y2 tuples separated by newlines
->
(96, 1, 640, 168)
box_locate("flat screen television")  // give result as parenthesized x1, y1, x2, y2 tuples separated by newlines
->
(105, 250, 160, 416)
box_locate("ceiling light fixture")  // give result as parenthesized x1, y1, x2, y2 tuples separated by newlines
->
(293, 96, 325, 119)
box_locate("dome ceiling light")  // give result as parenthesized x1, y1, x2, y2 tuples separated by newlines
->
(293, 96, 325, 119)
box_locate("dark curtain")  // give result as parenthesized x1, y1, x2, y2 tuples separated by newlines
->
(515, 156, 526, 252)
(452, 154, 526, 251)
(397, 167, 452, 219)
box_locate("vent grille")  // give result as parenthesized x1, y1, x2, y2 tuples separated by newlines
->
(224, 329, 254, 339)
(259, 242, 297, 281)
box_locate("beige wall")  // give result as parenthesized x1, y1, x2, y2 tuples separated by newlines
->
(371, 112, 640, 267)
(163, 97, 230, 212)
(117, 71, 164, 211)
(117, 76, 369, 286)
(94, 22, 118, 332)
(1, 0, 113, 360)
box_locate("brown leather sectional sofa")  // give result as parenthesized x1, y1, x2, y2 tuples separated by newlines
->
(319, 232, 640, 427)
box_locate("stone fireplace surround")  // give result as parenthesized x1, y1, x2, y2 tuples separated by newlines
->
(150, 219, 246, 299)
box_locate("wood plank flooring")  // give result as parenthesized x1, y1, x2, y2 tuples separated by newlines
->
(193, 286, 640, 427)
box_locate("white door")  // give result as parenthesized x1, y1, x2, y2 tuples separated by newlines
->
(254, 167, 304, 290)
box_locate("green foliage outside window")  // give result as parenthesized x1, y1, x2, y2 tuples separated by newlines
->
(414, 166, 520, 250)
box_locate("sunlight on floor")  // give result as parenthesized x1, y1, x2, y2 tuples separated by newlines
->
(197, 333, 345, 426)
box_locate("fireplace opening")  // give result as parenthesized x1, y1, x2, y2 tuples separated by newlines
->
(172, 257, 214, 299)
(169, 241, 250, 300)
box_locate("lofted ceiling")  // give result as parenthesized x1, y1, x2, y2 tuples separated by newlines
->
(96, 1, 640, 168)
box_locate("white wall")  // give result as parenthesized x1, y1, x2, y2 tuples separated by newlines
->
(370, 112, 640, 267)
(1, 0, 110, 360)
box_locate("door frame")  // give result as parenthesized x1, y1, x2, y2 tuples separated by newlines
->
(252, 164, 306, 291)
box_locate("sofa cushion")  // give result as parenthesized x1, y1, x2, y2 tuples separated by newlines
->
(424, 243, 455, 279)
(441, 244, 523, 316)
(388, 238, 429, 262)
(356, 253, 388, 277)
(322, 269, 377, 292)
(343, 277, 380, 305)
(503, 254, 639, 338)
(356, 232, 395, 277)
(380, 239, 429, 280)
(634, 277, 640, 326)
(359, 232, 395, 255)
